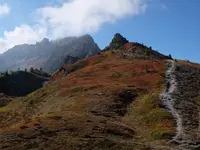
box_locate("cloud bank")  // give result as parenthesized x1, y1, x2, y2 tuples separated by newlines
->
(0, 0, 147, 53)
(0, 3, 10, 16)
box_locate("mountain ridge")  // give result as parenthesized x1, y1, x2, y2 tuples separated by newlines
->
(0, 34, 100, 73)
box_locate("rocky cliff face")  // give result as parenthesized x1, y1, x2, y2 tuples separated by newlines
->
(44, 35, 100, 72)
(0, 35, 100, 73)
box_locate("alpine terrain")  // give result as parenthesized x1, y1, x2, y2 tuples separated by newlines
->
(0, 33, 199, 150)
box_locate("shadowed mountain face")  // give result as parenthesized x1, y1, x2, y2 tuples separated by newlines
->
(0, 71, 49, 97)
(0, 35, 100, 73)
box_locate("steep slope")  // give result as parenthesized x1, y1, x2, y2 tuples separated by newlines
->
(161, 60, 200, 149)
(0, 35, 100, 73)
(173, 61, 200, 148)
(0, 71, 49, 96)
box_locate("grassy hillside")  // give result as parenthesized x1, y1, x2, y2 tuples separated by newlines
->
(0, 44, 178, 150)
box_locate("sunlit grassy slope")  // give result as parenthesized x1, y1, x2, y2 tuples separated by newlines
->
(0, 47, 177, 150)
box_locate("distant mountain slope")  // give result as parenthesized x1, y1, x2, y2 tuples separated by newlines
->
(0, 71, 49, 96)
(0, 35, 100, 72)
(44, 35, 100, 72)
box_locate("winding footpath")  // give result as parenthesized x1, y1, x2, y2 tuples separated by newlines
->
(160, 60, 200, 150)
(160, 60, 183, 140)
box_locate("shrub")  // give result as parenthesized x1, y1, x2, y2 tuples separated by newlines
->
(151, 127, 175, 140)
(128, 93, 175, 140)
(71, 87, 84, 93)
(112, 73, 122, 78)
(144, 48, 150, 56)
(5, 71, 9, 76)
(195, 96, 200, 105)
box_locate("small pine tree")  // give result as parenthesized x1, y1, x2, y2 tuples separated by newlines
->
(25, 68, 27, 72)
(169, 54, 172, 59)
(30, 67, 34, 73)
(40, 68, 43, 71)
(5, 70, 9, 76)
(144, 48, 150, 56)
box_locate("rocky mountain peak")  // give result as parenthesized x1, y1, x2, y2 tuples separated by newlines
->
(41, 38, 50, 44)
(113, 33, 128, 42)
(104, 33, 129, 50)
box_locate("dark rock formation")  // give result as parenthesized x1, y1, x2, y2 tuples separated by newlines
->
(63, 56, 79, 65)
(0, 93, 10, 107)
(104, 33, 129, 50)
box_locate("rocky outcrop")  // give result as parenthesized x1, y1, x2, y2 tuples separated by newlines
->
(120, 42, 169, 60)
(161, 60, 200, 149)
(63, 55, 79, 65)
(104, 33, 129, 50)
(0, 93, 10, 107)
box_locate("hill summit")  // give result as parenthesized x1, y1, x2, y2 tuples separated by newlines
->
(104, 33, 129, 50)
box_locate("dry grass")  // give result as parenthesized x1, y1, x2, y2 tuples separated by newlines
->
(124, 93, 176, 141)
(195, 96, 200, 105)
(178, 60, 200, 68)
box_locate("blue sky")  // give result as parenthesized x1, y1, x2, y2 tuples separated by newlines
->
(0, 0, 199, 63)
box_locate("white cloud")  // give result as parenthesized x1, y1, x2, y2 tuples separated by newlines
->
(0, 3, 10, 16)
(37, 0, 147, 38)
(0, 0, 147, 53)
(0, 25, 47, 52)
